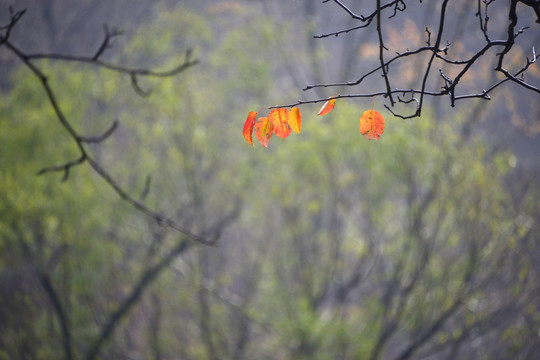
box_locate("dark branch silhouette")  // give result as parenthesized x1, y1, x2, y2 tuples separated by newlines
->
(271, 0, 540, 118)
(0, 8, 229, 248)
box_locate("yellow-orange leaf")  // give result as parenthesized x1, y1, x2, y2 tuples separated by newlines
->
(318, 98, 336, 116)
(243, 111, 258, 146)
(359, 109, 385, 140)
(269, 108, 292, 139)
(255, 117, 273, 147)
(288, 107, 302, 134)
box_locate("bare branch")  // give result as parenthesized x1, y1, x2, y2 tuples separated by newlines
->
(0, 7, 26, 45)
(304, 45, 442, 90)
(315, 0, 407, 38)
(86, 157, 220, 246)
(277, 0, 540, 119)
(130, 72, 152, 97)
(37, 155, 86, 182)
(139, 175, 152, 202)
(19, 238, 73, 360)
(92, 24, 123, 61)
(415, 0, 450, 117)
(25, 51, 199, 78)
(85, 238, 191, 360)
(0, 8, 225, 249)
(314, 22, 371, 39)
(476, 0, 492, 42)
(78, 120, 119, 143)
(376, 0, 394, 105)
(37, 271, 74, 360)
(325, 0, 365, 21)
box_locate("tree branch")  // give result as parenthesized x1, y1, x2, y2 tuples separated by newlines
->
(84, 239, 190, 360)
(1, 8, 218, 248)
(92, 24, 123, 61)
(19, 238, 73, 360)
(270, 0, 539, 119)
(315, 0, 406, 38)
(377, 0, 394, 105)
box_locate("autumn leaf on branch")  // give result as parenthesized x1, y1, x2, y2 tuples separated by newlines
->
(318, 98, 336, 116)
(269, 108, 292, 139)
(242, 0, 540, 148)
(243, 97, 385, 147)
(288, 107, 302, 134)
(254, 116, 273, 148)
(359, 109, 385, 140)
(243, 111, 258, 146)
(243, 107, 303, 147)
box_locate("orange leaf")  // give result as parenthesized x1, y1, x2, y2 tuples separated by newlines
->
(255, 117, 273, 147)
(269, 108, 292, 139)
(288, 107, 302, 134)
(359, 109, 385, 140)
(243, 111, 258, 146)
(318, 98, 336, 116)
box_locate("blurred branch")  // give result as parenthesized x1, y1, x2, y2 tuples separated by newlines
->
(0, 7, 26, 45)
(130, 73, 152, 97)
(197, 250, 221, 360)
(25, 49, 198, 78)
(19, 238, 73, 360)
(0, 8, 220, 248)
(83, 196, 240, 360)
(139, 175, 152, 202)
(37, 155, 87, 182)
(38, 271, 74, 360)
(78, 120, 119, 143)
(85, 238, 191, 360)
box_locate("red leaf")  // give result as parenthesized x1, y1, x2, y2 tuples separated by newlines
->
(243, 111, 258, 146)
(254, 117, 273, 147)
(269, 108, 292, 139)
(318, 98, 336, 116)
(288, 107, 302, 134)
(359, 109, 385, 140)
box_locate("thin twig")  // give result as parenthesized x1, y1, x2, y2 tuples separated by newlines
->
(376, 0, 394, 105)
(92, 24, 123, 61)
(78, 120, 119, 143)
(315, 0, 406, 38)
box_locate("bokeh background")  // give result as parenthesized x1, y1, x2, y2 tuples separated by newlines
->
(1, 1, 539, 359)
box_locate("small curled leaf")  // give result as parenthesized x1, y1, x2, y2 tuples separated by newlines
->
(243, 111, 258, 146)
(318, 98, 336, 116)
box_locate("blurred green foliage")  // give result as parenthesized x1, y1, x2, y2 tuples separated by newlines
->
(1, 2, 538, 360)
